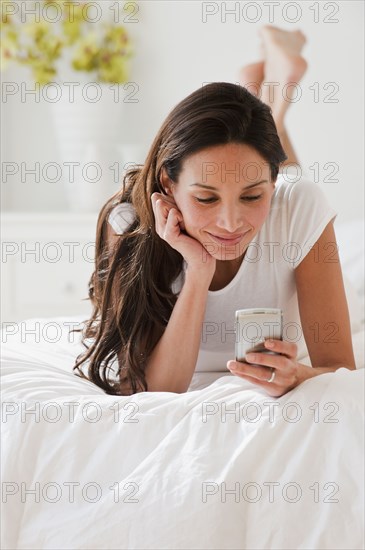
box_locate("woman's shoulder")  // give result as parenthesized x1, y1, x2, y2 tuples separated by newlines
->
(272, 171, 336, 216)
(108, 202, 136, 235)
(274, 171, 323, 200)
(266, 170, 337, 268)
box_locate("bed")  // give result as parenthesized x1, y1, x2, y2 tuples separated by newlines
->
(1, 220, 364, 550)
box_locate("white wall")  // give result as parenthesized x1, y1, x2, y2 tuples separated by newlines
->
(2, 0, 364, 223)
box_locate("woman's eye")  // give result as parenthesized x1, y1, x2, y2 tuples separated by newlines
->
(195, 195, 262, 204)
(196, 198, 217, 204)
(244, 195, 262, 201)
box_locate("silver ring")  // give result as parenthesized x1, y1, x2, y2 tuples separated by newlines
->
(267, 368, 276, 383)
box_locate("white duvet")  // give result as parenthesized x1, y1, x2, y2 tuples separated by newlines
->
(1, 314, 364, 550)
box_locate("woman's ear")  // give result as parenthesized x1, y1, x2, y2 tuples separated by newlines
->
(159, 167, 174, 196)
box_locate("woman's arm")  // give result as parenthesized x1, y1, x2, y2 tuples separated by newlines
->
(107, 201, 215, 394)
(226, 219, 356, 396)
(144, 269, 212, 393)
(142, 190, 216, 393)
(106, 221, 211, 394)
(294, 219, 356, 378)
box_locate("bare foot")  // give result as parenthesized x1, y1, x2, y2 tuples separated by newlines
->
(238, 61, 264, 97)
(259, 25, 308, 128)
(260, 25, 307, 80)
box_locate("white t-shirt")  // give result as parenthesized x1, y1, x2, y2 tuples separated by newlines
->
(108, 175, 338, 384)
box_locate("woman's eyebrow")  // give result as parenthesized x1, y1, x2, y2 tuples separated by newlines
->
(189, 180, 268, 191)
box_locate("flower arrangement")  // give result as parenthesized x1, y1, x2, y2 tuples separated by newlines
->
(1, 0, 135, 84)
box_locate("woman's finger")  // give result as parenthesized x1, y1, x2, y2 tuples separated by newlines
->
(264, 339, 297, 359)
(152, 195, 184, 243)
(153, 197, 172, 236)
(151, 192, 177, 210)
(243, 352, 291, 372)
(165, 208, 183, 241)
(228, 361, 277, 383)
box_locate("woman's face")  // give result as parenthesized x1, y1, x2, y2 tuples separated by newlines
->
(166, 143, 275, 263)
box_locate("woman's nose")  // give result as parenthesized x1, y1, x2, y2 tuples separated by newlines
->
(215, 205, 245, 233)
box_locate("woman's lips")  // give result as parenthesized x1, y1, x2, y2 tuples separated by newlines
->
(207, 231, 249, 246)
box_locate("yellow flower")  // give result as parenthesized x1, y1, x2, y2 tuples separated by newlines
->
(0, 0, 135, 84)
(33, 64, 57, 85)
(24, 21, 50, 41)
(0, 32, 18, 69)
(72, 34, 100, 72)
(98, 52, 129, 84)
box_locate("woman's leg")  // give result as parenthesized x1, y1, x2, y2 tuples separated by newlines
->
(238, 26, 308, 168)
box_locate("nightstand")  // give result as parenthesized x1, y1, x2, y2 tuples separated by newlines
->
(1, 212, 99, 323)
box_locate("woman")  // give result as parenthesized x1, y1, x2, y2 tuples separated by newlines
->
(73, 26, 355, 397)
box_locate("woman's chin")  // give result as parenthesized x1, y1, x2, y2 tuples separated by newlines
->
(208, 246, 247, 264)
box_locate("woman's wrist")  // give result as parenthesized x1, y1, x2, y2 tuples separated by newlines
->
(296, 362, 318, 384)
(184, 262, 215, 287)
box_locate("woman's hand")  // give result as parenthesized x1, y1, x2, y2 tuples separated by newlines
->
(151, 192, 216, 278)
(227, 339, 301, 397)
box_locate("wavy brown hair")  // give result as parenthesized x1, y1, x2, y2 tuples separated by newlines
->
(71, 82, 287, 395)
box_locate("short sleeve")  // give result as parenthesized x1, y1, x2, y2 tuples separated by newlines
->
(108, 203, 136, 235)
(283, 178, 338, 269)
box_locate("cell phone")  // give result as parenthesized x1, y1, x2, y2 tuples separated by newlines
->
(235, 308, 283, 362)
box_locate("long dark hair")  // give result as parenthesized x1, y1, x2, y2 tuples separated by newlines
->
(72, 82, 287, 395)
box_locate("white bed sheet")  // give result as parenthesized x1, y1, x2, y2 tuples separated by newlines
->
(1, 314, 364, 550)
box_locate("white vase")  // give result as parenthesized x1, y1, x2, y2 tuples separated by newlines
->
(51, 83, 126, 212)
